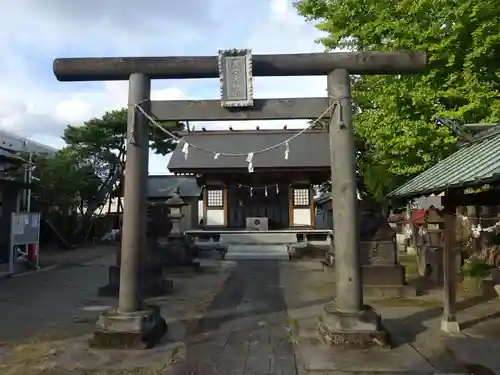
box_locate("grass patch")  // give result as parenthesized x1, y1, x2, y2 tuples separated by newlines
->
(0, 339, 66, 375)
(399, 253, 419, 281)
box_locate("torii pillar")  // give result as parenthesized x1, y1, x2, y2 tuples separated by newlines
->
(318, 69, 390, 347)
(96, 73, 167, 349)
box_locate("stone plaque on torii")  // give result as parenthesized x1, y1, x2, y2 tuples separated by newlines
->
(53, 50, 426, 349)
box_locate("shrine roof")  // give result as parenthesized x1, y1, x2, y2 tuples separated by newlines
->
(388, 125, 500, 199)
(147, 175, 200, 198)
(167, 129, 330, 171)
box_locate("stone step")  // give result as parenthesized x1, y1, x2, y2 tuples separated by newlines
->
(225, 245, 290, 260)
(220, 232, 298, 245)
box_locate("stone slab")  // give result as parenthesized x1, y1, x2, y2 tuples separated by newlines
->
(364, 284, 417, 298)
(297, 339, 438, 374)
(225, 245, 290, 260)
(295, 314, 437, 374)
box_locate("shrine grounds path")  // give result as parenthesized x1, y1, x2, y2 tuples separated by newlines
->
(168, 259, 298, 375)
(1, 248, 500, 374)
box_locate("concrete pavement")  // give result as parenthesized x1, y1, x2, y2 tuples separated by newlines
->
(1, 248, 500, 374)
(168, 259, 297, 375)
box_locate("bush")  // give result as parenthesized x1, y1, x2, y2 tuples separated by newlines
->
(462, 258, 492, 278)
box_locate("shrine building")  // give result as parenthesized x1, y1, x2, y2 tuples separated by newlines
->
(167, 129, 330, 230)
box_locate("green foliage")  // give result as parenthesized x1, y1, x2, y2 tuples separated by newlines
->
(462, 258, 492, 278)
(30, 148, 101, 214)
(63, 109, 182, 177)
(295, 0, 500, 200)
(30, 108, 183, 216)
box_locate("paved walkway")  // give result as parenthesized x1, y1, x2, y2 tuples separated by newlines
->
(282, 259, 500, 375)
(2, 250, 500, 375)
(0, 247, 118, 343)
(0, 245, 117, 278)
(169, 260, 297, 374)
(0, 249, 235, 374)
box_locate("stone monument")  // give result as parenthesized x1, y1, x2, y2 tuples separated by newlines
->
(358, 201, 414, 297)
(322, 200, 413, 297)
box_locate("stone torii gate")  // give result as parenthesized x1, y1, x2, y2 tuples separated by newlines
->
(53, 50, 426, 349)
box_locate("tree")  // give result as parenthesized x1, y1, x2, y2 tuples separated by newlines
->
(30, 148, 101, 214)
(310, 104, 376, 197)
(62, 108, 184, 236)
(296, 0, 500, 200)
(63, 108, 182, 180)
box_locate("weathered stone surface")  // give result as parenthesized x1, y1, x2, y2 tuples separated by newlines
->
(323, 201, 413, 294)
(359, 200, 393, 241)
(90, 306, 167, 349)
(318, 304, 390, 349)
(363, 284, 417, 298)
(287, 242, 328, 259)
(167, 260, 298, 375)
(362, 264, 405, 285)
(360, 240, 397, 265)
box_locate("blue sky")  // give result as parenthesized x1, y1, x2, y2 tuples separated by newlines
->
(0, 0, 328, 174)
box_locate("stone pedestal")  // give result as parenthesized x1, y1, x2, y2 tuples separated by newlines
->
(90, 305, 167, 349)
(98, 262, 173, 297)
(323, 202, 416, 297)
(358, 223, 416, 297)
(318, 304, 390, 348)
(440, 316, 460, 334)
(98, 265, 121, 297)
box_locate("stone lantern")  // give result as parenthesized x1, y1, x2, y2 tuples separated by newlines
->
(426, 206, 444, 247)
(420, 206, 445, 283)
(163, 191, 199, 269)
(166, 193, 186, 239)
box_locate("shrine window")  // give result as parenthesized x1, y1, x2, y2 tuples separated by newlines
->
(293, 188, 310, 207)
(206, 188, 224, 208)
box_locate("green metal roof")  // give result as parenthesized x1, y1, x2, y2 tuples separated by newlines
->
(388, 126, 500, 199)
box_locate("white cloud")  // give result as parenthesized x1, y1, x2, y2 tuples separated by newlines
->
(0, 0, 327, 174)
(55, 99, 91, 124)
(269, 0, 304, 25)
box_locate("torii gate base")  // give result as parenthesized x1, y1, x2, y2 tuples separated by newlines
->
(90, 306, 167, 350)
(318, 305, 389, 347)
